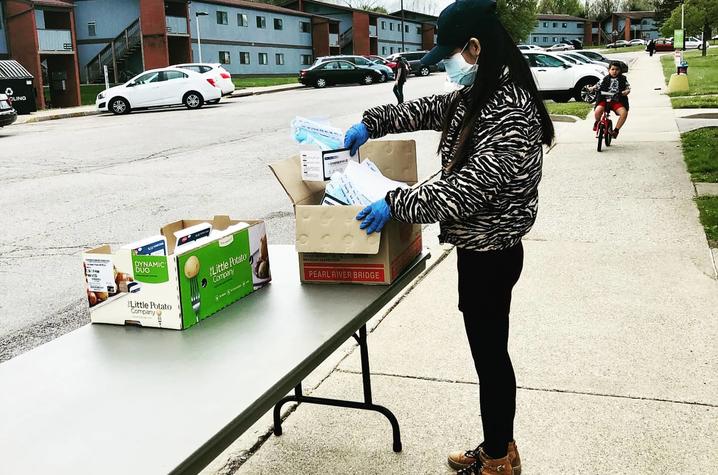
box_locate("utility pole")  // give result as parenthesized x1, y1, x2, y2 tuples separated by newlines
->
(400, 0, 405, 52)
(681, 2, 685, 51)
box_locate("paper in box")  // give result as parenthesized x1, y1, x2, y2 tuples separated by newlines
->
(83, 216, 271, 329)
(270, 140, 422, 284)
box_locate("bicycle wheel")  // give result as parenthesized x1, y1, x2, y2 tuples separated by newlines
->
(605, 120, 613, 147)
(597, 124, 604, 152)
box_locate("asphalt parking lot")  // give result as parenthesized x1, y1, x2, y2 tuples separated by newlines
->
(0, 74, 454, 361)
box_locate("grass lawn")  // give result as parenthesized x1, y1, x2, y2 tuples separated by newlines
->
(544, 101, 592, 118)
(671, 96, 718, 108)
(81, 84, 108, 105)
(681, 127, 718, 182)
(232, 76, 297, 88)
(661, 48, 718, 96)
(696, 197, 718, 247)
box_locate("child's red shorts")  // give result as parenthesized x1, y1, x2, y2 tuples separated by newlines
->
(596, 100, 625, 113)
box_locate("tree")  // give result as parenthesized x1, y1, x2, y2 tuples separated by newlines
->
(538, 0, 585, 16)
(497, 0, 538, 42)
(660, 0, 718, 55)
(342, 0, 387, 13)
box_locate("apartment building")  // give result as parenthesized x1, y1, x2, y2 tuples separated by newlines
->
(1, 0, 81, 109)
(603, 11, 659, 42)
(284, 0, 437, 56)
(528, 14, 591, 47)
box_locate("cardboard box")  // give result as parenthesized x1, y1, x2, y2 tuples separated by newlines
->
(270, 140, 422, 284)
(83, 216, 271, 330)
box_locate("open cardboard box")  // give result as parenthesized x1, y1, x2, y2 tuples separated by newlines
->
(270, 140, 422, 284)
(83, 216, 271, 330)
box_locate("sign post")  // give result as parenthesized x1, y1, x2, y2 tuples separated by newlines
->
(103, 65, 110, 91)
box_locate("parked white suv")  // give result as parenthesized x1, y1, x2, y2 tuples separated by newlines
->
(173, 63, 235, 98)
(96, 67, 221, 115)
(522, 51, 605, 102)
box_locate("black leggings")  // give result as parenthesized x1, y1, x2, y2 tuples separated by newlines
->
(393, 82, 405, 104)
(457, 242, 524, 459)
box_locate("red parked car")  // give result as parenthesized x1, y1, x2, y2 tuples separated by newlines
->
(365, 55, 398, 73)
(653, 38, 674, 52)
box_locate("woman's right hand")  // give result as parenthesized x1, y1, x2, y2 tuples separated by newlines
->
(344, 123, 369, 156)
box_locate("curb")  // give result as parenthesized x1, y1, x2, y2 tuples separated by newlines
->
(16, 110, 100, 125)
(550, 114, 580, 123)
(17, 84, 306, 124)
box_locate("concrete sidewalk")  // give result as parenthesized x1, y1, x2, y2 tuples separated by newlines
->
(13, 83, 304, 124)
(207, 54, 718, 474)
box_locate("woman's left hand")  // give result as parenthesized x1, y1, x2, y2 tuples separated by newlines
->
(357, 199, 391, 234)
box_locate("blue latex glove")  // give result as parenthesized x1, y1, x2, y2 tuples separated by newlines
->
(344, 122, 369, 156)
(357, 199, 391, 235)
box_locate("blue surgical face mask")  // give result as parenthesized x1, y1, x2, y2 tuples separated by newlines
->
(444, 42, 478, 86)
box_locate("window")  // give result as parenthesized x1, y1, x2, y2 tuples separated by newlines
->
(416, 26, 421, 34)
(163, 71, 188, 81)
(576, 22, 584, 28)
(354, 57, 370, 65)
(552, 22, 557, 27)
(404, 25, 409, 33)
(134, 72, 160, 84)
(274, 18, 283, 30)
(543, 36, 548, 42)
(534, 54, 564, 67)
(88, 21, 96, 37)
(301, 54, 313, 65)
(381, 21, 385, 29)
(338, 61, 354, 70)
(238, 13, 248, 27)
(219, 51, 231, 64)
(390, 46, 394, 54)
(543, 22, 548, 27)
(256, 16, 266, 28)
(552, 36, 557, 42)
(300, 21, 311, 33)
(533, 36, 538, 43)
(240, 52, 250, 64)
(217, 11, 228, 25)
(258, 52, 268, 65)
(562, 23, 567, 28)
(276, 53, 284, 65)
(390, 23, 393, 31)
(382, 46, 386, 54)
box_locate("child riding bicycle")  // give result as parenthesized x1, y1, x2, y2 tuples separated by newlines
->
(589, 61, 630, 138)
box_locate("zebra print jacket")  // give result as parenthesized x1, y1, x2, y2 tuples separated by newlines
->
(361, 74, 544, 251)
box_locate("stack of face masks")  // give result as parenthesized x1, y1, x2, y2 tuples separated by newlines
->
(322, 160, 408, 206)
(291, 116, 344, 150)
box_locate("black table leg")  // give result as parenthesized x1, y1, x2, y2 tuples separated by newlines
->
(272, 324, 402, 452)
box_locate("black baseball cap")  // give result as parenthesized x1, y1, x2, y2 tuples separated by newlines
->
(421, 0, 497, 66)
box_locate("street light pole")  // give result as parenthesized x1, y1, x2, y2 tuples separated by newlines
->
(681, 2, 685, 51)
(400, 0, 405, 52)
(195, 11, 208, 63)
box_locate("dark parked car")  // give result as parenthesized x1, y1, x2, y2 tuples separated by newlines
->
(0, 93, 17, 128)
(574, 50, 629, 73)
(386, 51, 439, 76)
(561, 39, 583, 50)
(299, 60, 384, 88)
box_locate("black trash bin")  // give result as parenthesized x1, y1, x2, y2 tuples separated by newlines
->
(0, 60, 37, 115)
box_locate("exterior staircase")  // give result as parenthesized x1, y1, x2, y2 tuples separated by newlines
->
(85, 19, 141, 84)
(339, 27, 353, 54)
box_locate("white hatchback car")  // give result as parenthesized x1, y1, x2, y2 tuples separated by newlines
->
(96, 67, 221, 115)
(173, 63, 235, 98)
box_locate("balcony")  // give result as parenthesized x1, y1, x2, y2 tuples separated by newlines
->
(38, 29, 73, 52)
(166, 16, 188, 35)
(369, 25, 377, 37)
(329, 33, 339, 47)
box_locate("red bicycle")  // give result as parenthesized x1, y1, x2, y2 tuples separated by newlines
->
(596, 91, 615, 152)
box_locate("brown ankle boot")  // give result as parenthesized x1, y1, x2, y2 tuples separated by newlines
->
(456, 449, 512, 475)
(448, 441, 521, 474)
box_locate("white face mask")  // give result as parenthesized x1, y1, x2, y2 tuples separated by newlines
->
(444, 42, 478, 86)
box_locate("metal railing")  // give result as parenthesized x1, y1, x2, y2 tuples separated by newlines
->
(166, 16, 188, 35)
(85, 19, 141, 84)
(339, 27, 353, 48)
(38, 29, 72, 52)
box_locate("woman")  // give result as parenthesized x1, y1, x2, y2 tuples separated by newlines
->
(344, 0, 554, 473)
(393, 56, 410, 104)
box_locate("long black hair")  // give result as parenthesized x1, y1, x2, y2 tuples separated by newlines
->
(440, 18, 554, 171)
